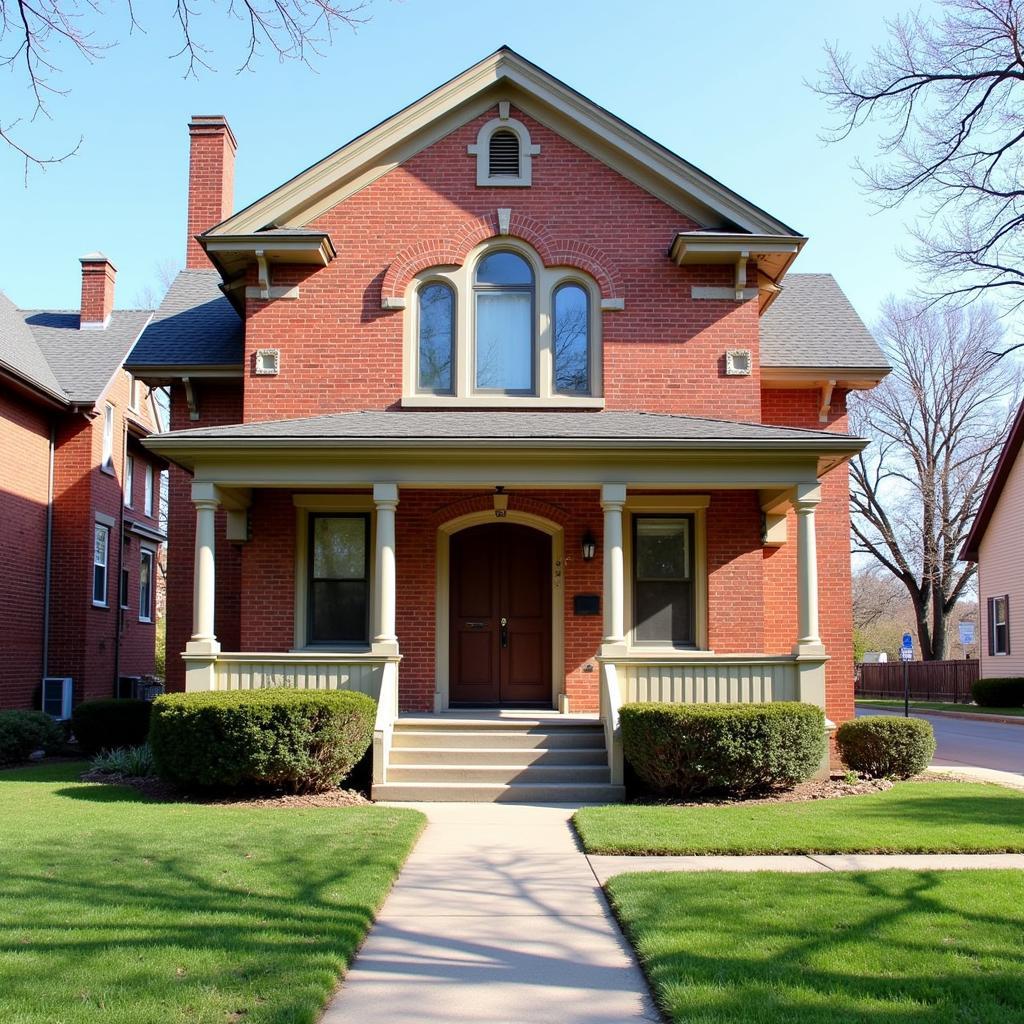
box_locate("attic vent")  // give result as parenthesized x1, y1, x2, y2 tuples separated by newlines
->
(488, 130, 520, 178)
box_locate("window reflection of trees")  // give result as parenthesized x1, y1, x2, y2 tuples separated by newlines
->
(418, 283, 454, 392)
(554, 284, 589, 395)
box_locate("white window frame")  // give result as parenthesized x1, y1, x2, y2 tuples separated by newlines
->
(144, 464, 154, 517)
(139, 547, 155, 623)
(991, 595, 1010, 656)
(101, 403, 115, 472)
(123, 454, 134, 508)
(401, 240, 603, 409)
(93, 520, 111, 607)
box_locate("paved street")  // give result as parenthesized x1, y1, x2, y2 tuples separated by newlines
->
(856, 707, 1024, 774)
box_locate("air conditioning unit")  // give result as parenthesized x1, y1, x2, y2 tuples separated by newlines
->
(42, 676, 73, 720)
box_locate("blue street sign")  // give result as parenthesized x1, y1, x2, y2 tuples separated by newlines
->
(899, 647, 913, 662)
(959, 621, 975, 646)
(902, 632, 913, 649)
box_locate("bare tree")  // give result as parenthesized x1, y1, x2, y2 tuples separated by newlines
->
(1, 1, 368, 172)
(817, 0, 1024, 341)
(852, 565, 906, 632)
(850, 298, 1021, 659)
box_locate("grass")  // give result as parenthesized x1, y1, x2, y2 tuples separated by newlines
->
(573, 781, 1024, 855)
(0, 762, 424, 1024)
(607, 870, 1024, 1024)
(857, 699, 1024, 717)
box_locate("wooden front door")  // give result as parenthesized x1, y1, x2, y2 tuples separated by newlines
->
(450, 523, 552, 706)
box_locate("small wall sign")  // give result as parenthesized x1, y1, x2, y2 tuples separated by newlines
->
(573, 594, 600, 616)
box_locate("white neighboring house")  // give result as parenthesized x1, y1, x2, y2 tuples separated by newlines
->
(962, 400, 1024, 677)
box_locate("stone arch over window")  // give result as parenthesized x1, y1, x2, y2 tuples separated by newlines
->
(467, 113, 540, 187)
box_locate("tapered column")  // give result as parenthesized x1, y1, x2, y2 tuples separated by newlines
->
(601, 484, 627, 647)
(373, 483, 399, 653)
(793, 483, 824, 653)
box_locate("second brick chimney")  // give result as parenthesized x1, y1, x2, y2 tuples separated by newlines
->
(186, 115, 237, 269)
(80, 253, 116, 329)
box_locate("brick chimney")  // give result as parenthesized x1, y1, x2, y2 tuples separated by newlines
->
(79, 253, 116, 329)
(186, 115, 237, 269)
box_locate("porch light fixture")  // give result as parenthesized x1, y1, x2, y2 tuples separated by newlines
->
(581, 529, 597, 561)
(493, 486, 508, 518)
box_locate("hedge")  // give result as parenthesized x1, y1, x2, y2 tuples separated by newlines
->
(71, 699, 153, 756)
(972, 678, 1024, 708)
(836, 716, 935, 779)
(149, 687, 376, 793)
(0, 710, 64, 765)
(620, 701, 825, 797)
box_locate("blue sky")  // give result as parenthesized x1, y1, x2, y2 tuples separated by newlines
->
(0, 0, 918, 321)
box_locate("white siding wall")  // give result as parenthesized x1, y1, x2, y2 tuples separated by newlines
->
(978, 443, 1024, 677)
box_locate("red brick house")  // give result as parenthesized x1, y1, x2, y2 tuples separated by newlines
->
(1, 258, 166, 716)
(131, 49, 888, 798)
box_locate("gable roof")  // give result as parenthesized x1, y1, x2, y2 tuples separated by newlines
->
(125, 269, 243, 374)
(209, 47, 802, 240)
(962, 399, 1024, 562)
(760, 274, 890, 380)
(1, 290, 152, 407)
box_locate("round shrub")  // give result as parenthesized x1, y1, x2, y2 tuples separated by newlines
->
(620, 701, 826, 797)
(71, 699, 152, 756)
(971, 678, 1024, 708)
(836, 716, 936, 779)
(0, 710, 65, 765)
(149, 688, 376, 793)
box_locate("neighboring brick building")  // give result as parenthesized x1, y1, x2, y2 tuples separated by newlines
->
(130, 49, 888, 797)
(0, 258, 166, 714)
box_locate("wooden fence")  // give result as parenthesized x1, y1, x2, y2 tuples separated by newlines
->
(855, 659, 980, 703)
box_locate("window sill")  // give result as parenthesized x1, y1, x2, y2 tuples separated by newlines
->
(401, 394, 605, 410)
(139, 617, 153, 625)
(92, 601, 109, 609)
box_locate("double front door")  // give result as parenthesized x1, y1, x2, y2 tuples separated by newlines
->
(450, 523, 552, 706)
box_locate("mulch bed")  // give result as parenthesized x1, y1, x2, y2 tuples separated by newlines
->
(78, 770, 370, 807)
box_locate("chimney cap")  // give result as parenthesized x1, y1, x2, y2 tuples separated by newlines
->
(79, 251, 117, 270)
(188, 114, 237, 150)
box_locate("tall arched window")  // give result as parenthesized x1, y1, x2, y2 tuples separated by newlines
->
(553, 283, 590, 395)
(474, 251, 534, 393)
(417, 282, 455, 393)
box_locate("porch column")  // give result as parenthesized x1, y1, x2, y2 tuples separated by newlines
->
(372, 483, 399, 655)
(184, 482, 220, 691)
(601, 484, 627, 648)
(793, 483, 824, 654)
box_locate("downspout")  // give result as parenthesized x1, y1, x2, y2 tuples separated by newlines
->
(113, 417, 127, 696)
(41, 421, 56, 681)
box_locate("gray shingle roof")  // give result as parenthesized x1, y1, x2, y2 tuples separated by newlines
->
(154, 409, 860, 447)
(125, 269, 243, 370)
(761, 274, 888, 371)
(26, 310, 152, 404)
(0, 291, 63, 399)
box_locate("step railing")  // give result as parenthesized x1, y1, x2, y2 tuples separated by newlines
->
(372, 660, 400, 785)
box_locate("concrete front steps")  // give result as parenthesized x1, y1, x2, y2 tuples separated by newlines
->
(372, 715, 626, 803)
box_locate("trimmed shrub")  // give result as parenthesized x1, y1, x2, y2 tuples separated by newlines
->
(836, 716, 935, 779)
(620, 701, 826, 797)
(0, 710, 65, 765)
(971, 678, 1024, 708)
(149, 688, 376, 793)
(89, 744, 156, 778)
(71, 699, 152, 756)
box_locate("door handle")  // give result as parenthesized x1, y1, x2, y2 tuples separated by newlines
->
(500, 617, 509, 648)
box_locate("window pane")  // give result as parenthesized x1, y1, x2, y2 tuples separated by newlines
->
(635, 581, 693, 644)
(312, 517, 366, 579)
(139, 553, 152, 619)
(475, 251, 532, 286)
(476, 292, 532, 390)
(94, 525, 108, 567)
(554, 284, 589, 395)
(309, 580, 368, 644)
(418, 283, 454, 392)
(636, 519, 690, 580)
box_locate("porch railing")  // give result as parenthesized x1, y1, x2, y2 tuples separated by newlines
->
(209, 652, 390, 695)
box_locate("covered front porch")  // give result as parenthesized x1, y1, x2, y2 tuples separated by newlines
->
(147, 410, 861, 786)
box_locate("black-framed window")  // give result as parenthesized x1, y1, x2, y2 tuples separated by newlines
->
(307, 513, 370, 645)
(139, 549, 154, 623)
(417, 282, 455, 393)
(989, 595, 1010, 656)
(633, 515, 695, 646)
(93, 523, 110, 606)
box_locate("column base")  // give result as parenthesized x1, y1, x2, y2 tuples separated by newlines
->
(371, 639, 400, 657)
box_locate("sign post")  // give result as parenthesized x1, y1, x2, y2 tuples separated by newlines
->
(900, 632, 914, 717)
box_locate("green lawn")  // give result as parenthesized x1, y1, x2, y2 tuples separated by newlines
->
(607, 870, 1024, 1024)
(0, 763, 424, 1024)
(857, 699, 1024, 717)
(574, 781, 1024, 855)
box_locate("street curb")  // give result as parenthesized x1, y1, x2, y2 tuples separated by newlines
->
(857, 705, 1024, 727)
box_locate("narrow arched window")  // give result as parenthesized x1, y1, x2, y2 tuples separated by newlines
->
(417, 282, 454, 393)
(488, 129, 520, 178)
(553, 283, 590, 395)
(474, 251, 534, 392)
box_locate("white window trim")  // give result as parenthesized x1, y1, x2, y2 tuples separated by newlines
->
(144, 464, 154, 518)
(401, 239, 604, 408)
(124, 454, 134, 508)
(623, 495, 710, 654)
(92, 518, 113, 608)
(101, 403, 115, 473)
(467, 115, 540, 187)
(139, 546, 155, 623)
(991, 595, 1009, 656)
(128, 375, 140, 412)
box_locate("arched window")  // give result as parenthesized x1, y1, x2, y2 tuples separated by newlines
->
(488, 129, 521, 178)
(553, 283, 590, 395)
(417, 282, 455, 393)
(474, 251, 534, 393)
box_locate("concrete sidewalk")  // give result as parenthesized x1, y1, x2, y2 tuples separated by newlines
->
(321, 803, 660, 1024)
